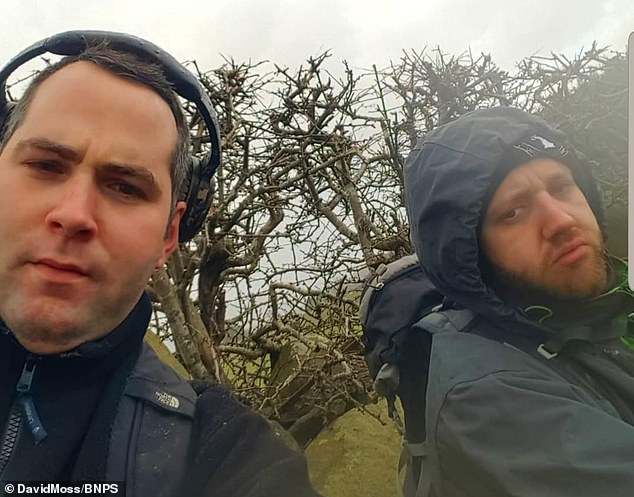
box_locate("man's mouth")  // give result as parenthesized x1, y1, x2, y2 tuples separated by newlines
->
(31, 259, 89, 281)
(553, 240, 590, 266)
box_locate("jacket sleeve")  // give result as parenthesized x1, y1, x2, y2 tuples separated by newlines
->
(175, 385, 323, 497)
(433, 370, 634, 497)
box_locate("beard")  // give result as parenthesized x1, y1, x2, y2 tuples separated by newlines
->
(482, 244, 609, 309)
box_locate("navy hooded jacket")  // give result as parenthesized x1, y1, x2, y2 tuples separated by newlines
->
(403, 107, 634, 497)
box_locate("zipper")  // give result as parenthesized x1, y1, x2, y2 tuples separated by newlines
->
(16, 355, 47, 444)
(0, 404, 22, 476)
(0, 354, 47, 475)
(0, 354, 48, 477)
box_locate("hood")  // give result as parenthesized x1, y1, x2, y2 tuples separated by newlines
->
(404, 106, 605, 324)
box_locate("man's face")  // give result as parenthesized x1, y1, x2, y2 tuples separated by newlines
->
(0, 61, 185, 354)
(481, 158, 606, 302)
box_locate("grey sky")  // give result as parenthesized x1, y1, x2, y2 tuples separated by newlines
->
(1, 0, 632, 75)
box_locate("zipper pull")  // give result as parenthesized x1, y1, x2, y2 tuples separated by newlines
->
(16, 356, 37, 393)
(16, 356, 47, 444)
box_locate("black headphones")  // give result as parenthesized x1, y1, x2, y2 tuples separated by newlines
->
(0, 30, 221, 242)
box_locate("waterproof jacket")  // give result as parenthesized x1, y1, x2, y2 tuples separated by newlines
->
(404, 107, 634, 497)
(0, 293, 322, 497)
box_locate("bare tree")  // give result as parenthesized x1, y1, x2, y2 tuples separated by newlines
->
(146, 44, 627, 445)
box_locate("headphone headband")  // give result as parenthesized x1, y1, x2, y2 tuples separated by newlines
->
(0, 30, 221, 242)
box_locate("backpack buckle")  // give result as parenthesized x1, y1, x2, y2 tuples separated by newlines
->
(367, 263, 388, 290)
(374, 363, 404, 434)
(537, 343, 558, 359)
(374, 363, 400, 397)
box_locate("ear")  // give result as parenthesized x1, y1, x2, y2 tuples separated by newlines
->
(156, 201, 186, 267)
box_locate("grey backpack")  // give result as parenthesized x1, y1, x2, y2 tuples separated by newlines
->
(359, 254, 476, 496)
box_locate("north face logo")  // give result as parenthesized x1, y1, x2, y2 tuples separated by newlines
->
(155, 391, 180, 409)
(513, 135, 567, 158)
(530, 135, 556, 149)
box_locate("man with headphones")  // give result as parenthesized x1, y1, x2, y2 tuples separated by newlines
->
(0, 32, 322, 497)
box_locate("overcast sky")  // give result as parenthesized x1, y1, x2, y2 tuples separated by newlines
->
(1, 0, 632, 76)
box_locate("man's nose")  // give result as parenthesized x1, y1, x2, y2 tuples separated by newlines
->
(44, 175, 98, 240)
(537, 192, 576, 241)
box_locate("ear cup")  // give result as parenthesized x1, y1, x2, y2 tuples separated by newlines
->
(179, 157, 215, 242)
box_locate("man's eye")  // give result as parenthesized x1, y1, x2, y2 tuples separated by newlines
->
(551, 181, 573, 195)
(501, 207, 522, 221)
(26, 161, 63, 174)
(110, 182, 146, 199)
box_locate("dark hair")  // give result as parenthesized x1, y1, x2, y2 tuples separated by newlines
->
(0, 41, 190, 215)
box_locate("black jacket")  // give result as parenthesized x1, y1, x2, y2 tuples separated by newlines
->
(404, 107, 634, 497)
(0, 293, 322, 497)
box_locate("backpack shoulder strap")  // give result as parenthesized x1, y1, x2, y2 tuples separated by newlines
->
(395, 307, 476, 497)
(398, 438, 431, 497)
(359, 253, 420, 324)
(415, 307, 477, 335)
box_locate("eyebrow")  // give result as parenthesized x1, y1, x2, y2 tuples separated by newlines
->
(15, 137, 80, 162)
(101, 163, 159, 190)
(492, 170, 574, 212)
(494, 189, 529, 212)
(15, 137, 162, 194)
